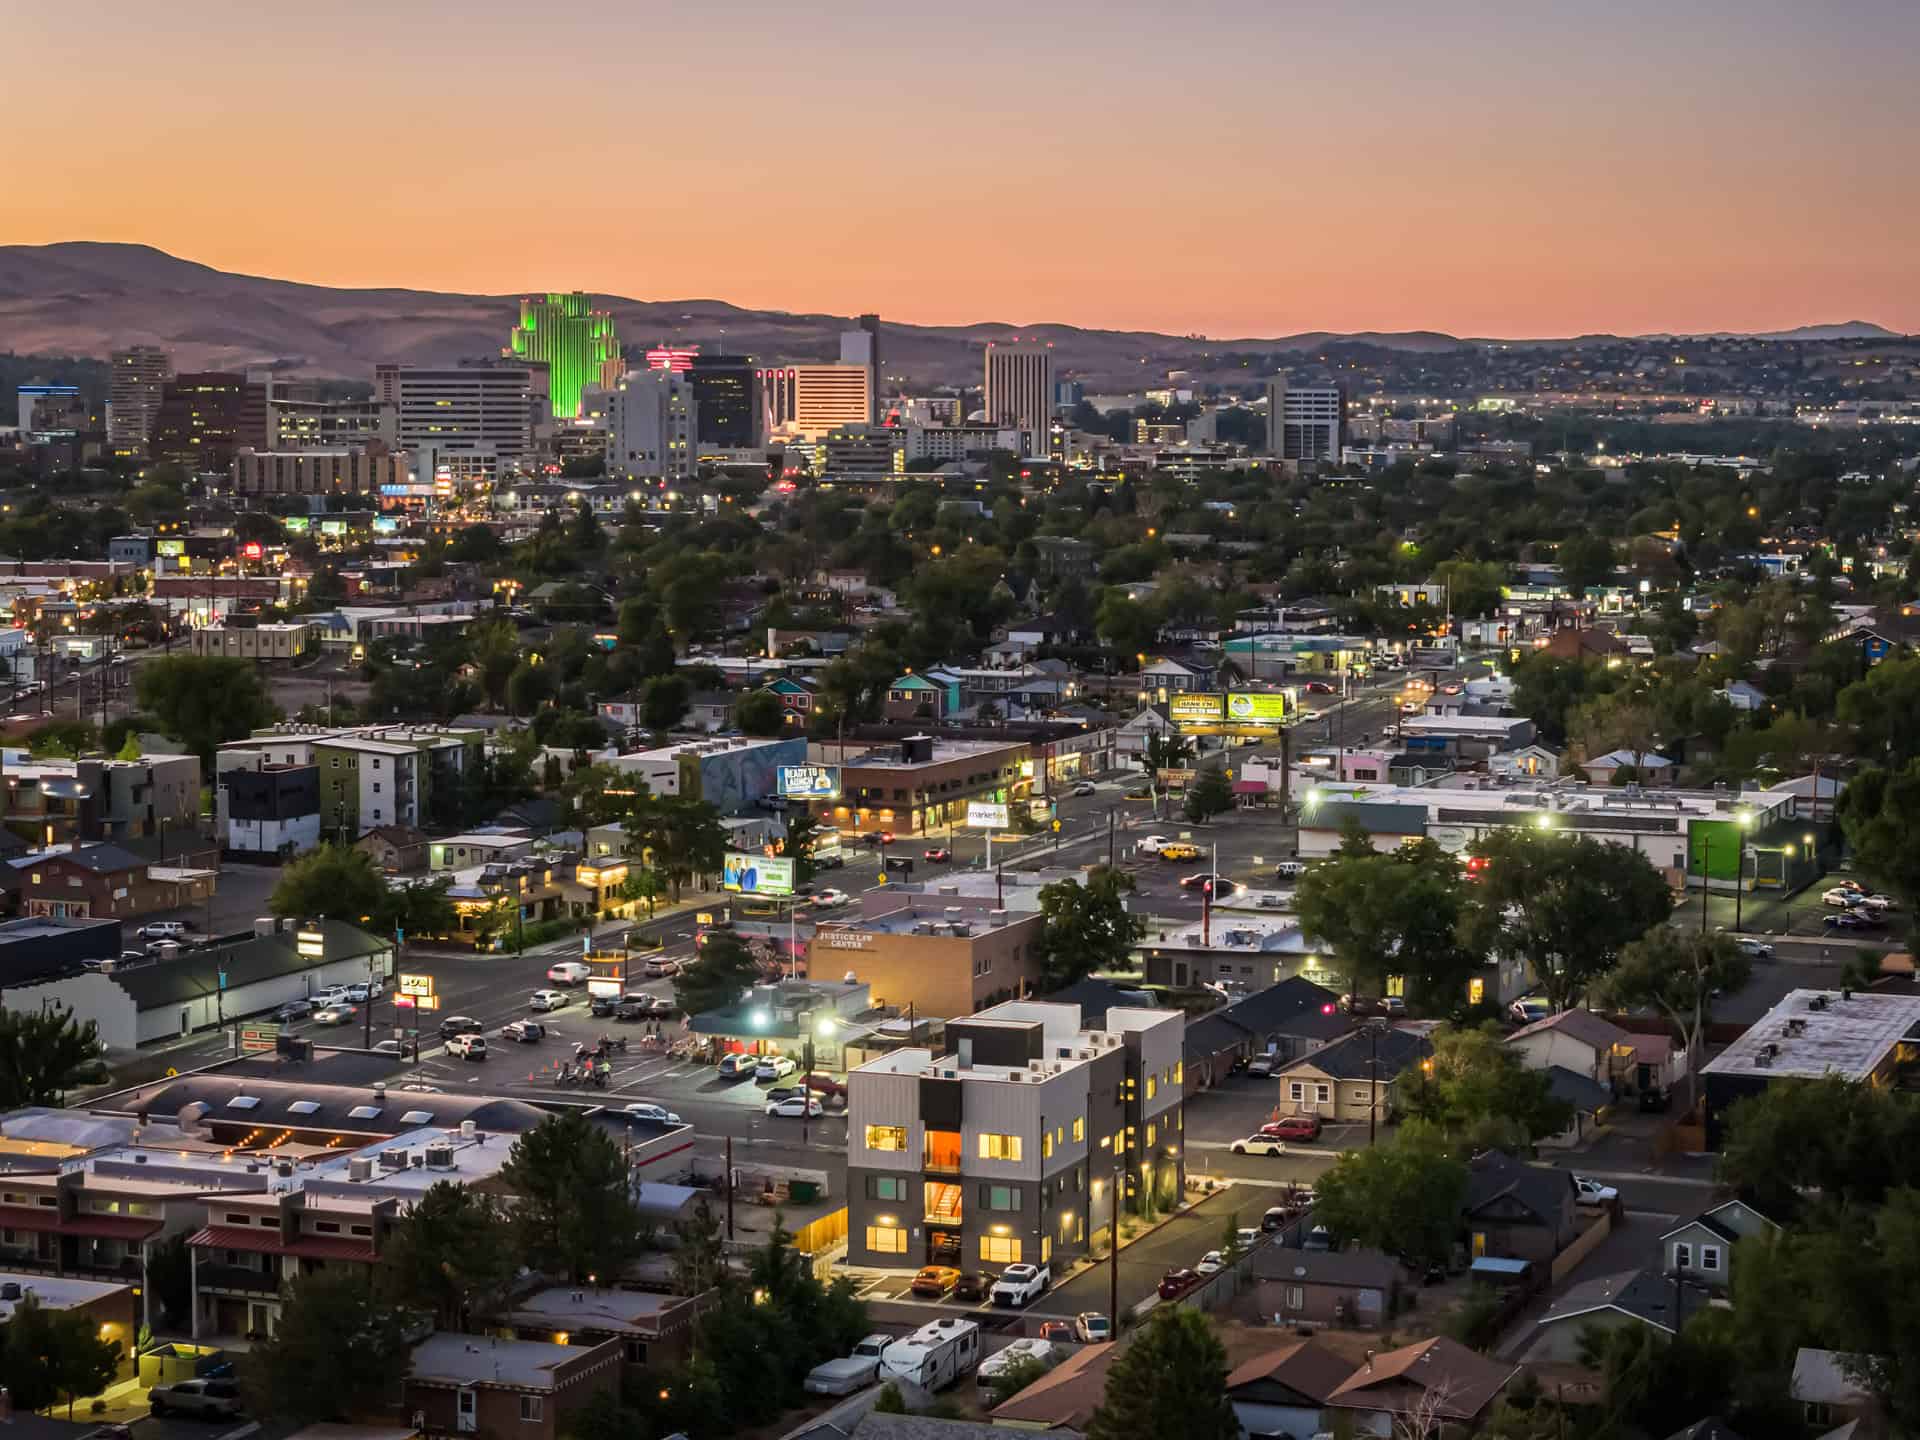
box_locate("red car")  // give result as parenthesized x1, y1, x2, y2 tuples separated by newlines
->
(1158, 1268, 1201, 1300)
(1037, 1320, 1074, 1344)
(923, 847, 952, 863)
(1260, 1116, 1322, 1142)
(801, 1072, 846, 1098)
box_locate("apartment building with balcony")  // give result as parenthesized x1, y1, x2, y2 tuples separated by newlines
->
(844, 1000, 1184, 1273)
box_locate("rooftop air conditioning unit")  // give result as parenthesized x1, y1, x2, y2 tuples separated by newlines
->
(378, 1150, 408, 1170)
(424, 1145, 454, 1169)
(347, 1157, 373, 1182)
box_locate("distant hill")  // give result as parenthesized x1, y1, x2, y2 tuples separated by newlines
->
(0, 241, 1903, 386)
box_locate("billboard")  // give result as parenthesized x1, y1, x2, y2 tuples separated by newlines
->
(1225, 691, 1289, 724)
(1169, 694, 1225, 724)
(777, 764, 842, 799)
(155, 539, 185, 557)
(722, 852, 795, 896)
(967, 801, 1010, 829)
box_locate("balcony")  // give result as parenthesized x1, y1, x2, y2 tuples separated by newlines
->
(195, 1263, 281, 1295)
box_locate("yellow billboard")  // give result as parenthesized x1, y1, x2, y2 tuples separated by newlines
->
(1225, 691, 1288, 724)
(1169, 693, 1225, 724)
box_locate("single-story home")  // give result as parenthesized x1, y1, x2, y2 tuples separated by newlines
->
(1580, 749, 1676, 785)
(1660, 1198, 1779, 1296)
(1506, 1009, 1635, 1095)
(1525, 1268, 1678, 1364)
(1249, 1245, 1400, 1331)
(1792, 1349, 1880, 1434)
(1540, 1065, 1615, 1148)
(1323, 1336, 1517, 1434)
(1224, 1337, 1352, 1440)
(1273, 1026, 1432, 1125)
(1463, 1150, 1581, 1263)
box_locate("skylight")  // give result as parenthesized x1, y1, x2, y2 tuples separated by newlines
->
(347, 1106, 382, 1120)
(400, 1111, 433, 1125)
(225, 1096, 260, 1111)
(287, 1101, 321, 1116)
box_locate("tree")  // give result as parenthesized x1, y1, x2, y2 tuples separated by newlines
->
(0, 1292, 121, 1417)
(653, 795, 728, 901)
(243, 1269, 410, 1422)
(780, 807, 822, 889)
(507, 659, 555, 716)
(499, 1111, 647, 1283)
(0, 1005, 106, 1106)
(642, 673, 691, 731)
(1596, 930, 1750, 1113)
(114, 731, 142, 761)
(468, 619, 521, 709)
(1314, 1123, 1467, 1268)
(639, 618, 678, 678)
(1716, 1075, 1920, 1215)
(986, 1353, 1051, 1407)
(1463, 826, 1672, 1012)
(134, 654, 278, 759)
(1032, 867, 1145, 990)
(269, 843, 390, 922)
(1837, 759, 1920, 914)
(380, 1179, 516, 1329)
(1295, 823, 1473, 1010)
(1837, 654, 1920, 765)
(734, 688, 785, 737)
(1184, 767, 1233, 822)
(671, 1198, 726, 1297)
(1086, 1306, 1239, 1440)
(675, 931, 762, 1016)
(617, 866, 666, 918)
(1400, 1023, 1571, 1153)
(388, 875, 459, 944)
(1557, 534, 1616, 594)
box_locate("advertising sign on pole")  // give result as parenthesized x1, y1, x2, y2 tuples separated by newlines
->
(777, 765, 842, 799)
(966, 801, 1010, 829)
(722, 853, 796, 896)
(1225, 691, 1289, 724)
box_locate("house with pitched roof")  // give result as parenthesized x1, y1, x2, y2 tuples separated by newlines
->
(1506, 1009, 1637, 1096)
(1224, 1337, 1352, 1439)
(1462, 1150, 1580, 1263)
(1524, 1267, 1679, 1363)
(1323, 1336, 1517, 1433)
(1273, 1025, 1432, 1124)
(1659, 1198, 1779, 1295)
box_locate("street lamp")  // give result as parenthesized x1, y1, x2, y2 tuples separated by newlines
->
(1734, 810, 1754, 934)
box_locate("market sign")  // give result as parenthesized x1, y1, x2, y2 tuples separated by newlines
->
(967, 801, 1010, 829)
(777, 764, 842, 799)
(239, 1023, 280, 1054)
(1169, 694, 1225, 724)
(722, 853, 796, 897)
(398, 974, 436, 999)
(1225, 691, 1289, 724)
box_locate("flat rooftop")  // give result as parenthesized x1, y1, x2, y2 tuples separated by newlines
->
(842, 739, 1025, 769)
(1703, 988, 1920, 1081)
(1305, 780, 1792, 825)
(409, 1333, 587, 1389)
(0, 1273, 130, 1317)
(504, 1285, 685, 1333)
(1141, 913, 1310, 953)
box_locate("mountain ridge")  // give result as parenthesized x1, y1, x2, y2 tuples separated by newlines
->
(0, 241, 1903, 385)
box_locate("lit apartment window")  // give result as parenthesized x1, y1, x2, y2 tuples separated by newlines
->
(865, 1125, 907, 1152)
(1042, 1131, 1053, 1159)
(866, 1224, 907, 1255)
(1072, 1117, 1085, 1142)
(1174, 1061, 1184, 1086)
(1146, 1076, 1157, 1101)
(978, 1134, 1022, 1162)
(1146, 1124, 1157, 1148)
(979, 1234, 1022, 1264)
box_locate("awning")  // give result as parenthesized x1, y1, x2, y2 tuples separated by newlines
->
(1232, 781, 1269, 795)
(0, 1206, 162, 1241)
(189, 1225, 376, 1262)
(1470, 1256, 1533, 1277)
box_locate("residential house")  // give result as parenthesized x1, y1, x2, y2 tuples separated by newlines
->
(1272, 1026, 1432, 1125)
(883, 674, 948, 722)
(404, 1333, 621, 1440)
(1540, 628, 1632, 663)
(501, 1285, 705, 1376)
(1718, 680, 1770, 712)
(1224, 1337, 1352, 1440)
(1487, 745, 1561, 782)
(1138, 658, 1207, 700)
(1660, 1199, 1779, 1296)
(1539, 1066, 1614, 1148)
(1791, 1350, 1879, 1434)
(1506, 1010, 1635, 1098)
(1249, 1245, 1400, 1331)
(1462, 1150, 1580, 1264)
(1322, 1336, 1517, 1434)
(988, 1341, 1114, 1431)
(1525, 1268, 1677, 1364)
(1580, 748, 1676, 785)
(13, 842, 215, 923)
(355, 824, 429, 874)
(762, 676, 818, 729)
(1116, 705, 1173, 767)
(1183, 978, 1347, 1091)
(687, 692, 735, 733)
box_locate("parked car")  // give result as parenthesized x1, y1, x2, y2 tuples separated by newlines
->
(1157, 1268, 1201, 1300)
(804, 1336, 891, 1397)
(1574, 1177, 1619, 1206)
(1230, 1134, 1288, 1157)
(766, 1094, 823, 1118)
(1245, 1053, 1279, 1077)
(312, 1004, 357, 1026)
(1196, 1250, 1227, 1276)
(1259, 1115, 1322, 1142)
(954, 1272, 993, 1302)
(622, 1102, 682, 1124)
(501, 1020, 545, 1043)
(716, 1053, 756, 1079)
(910, 1265, 960, 1298)
(1037, 1320, 1074, 1343)
(1070, 781, 1096, 796)
(136, 921, 191, 941)
(446, 1033, 488, 1061)
(439, 1014, 484, 1039)
(149, 1380, 242, 1420)
(1179, 872, 1236, 895)
(756, 1055, 798, 1081)
(344, 980, 383, 1002)
(811, 888, 851, 909)
(372, 1040, 406, 1056)
(643, 957, 681, 978)
(272, 999, 313, 1022)
(1826, 912, 1880, 932)
(1236, 1227, 1262, 1250)
(529, 989, 569, 1012)
(922, 847, 953, 863)
(990, 1263, 1050, 1307)
(546, 961, 592, 985)
(313, 986, 351, 1008)
(1073, 1313, 1111, 1343)
(801, 1072, 847, 1098)
(590, 994, 620, 1018)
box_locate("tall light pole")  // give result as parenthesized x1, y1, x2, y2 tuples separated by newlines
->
(1733, 809, 1754, 934)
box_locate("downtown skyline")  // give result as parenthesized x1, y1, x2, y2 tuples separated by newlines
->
(8, 0, 1920, 339)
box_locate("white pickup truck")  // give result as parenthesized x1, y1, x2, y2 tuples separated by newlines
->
(990, 1262, 1050, 1308)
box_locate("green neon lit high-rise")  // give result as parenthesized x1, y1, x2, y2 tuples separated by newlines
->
(506, 292, 623, 420)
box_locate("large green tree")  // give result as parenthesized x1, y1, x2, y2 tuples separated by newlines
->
(499, 1112, 647, 1283)
(1717, 1075, 1920, 1215)
(1463, 826, 1672, 1012)
(1032, 867, 1145, 991)
(268, 843, 391, 922)
(674, 930, 762, 1016)
(1086, 1306, 1239, 1440)
(243, 1269, 410, 1422)
(1836, 653, 1920, 764)
(1836, 759, 1920, 915)
(733, 688, 786, 737)
(1295, 824, 1473, 1011)
(1313, 1122, 1467, 1269)
(1595, 929, 1750, 1112)
(380, 1179, 516, 1330)
(1400, 1022, 1572, 1152)
(0, 1005, 106, 1106)
(134, 654, 278, 759)
(0, 1292, 121, 1417)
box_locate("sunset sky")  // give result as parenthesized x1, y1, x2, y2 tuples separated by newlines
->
(11, 0, 1918, 338)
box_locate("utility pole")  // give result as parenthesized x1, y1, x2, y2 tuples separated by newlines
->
(1698, 830, 1710, 936)
(724, 1135, 735, 1240)
(1367, 1021, 1381, 1146)
(1106, 806, 1115, 868)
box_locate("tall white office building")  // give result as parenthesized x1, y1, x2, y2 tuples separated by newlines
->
(376, 365, 533, 482)
(108, 345, 172, 455)
(606, 368, 698, 480)
(1264, 376, 1346, 465)
(839, 313, 881, 423)
(983, 342, 1055, 456)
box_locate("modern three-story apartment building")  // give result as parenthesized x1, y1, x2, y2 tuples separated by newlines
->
(844, 1001, 1184, 1273)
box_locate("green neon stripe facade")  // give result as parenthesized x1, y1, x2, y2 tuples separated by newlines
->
(507, 292, 623, 420)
